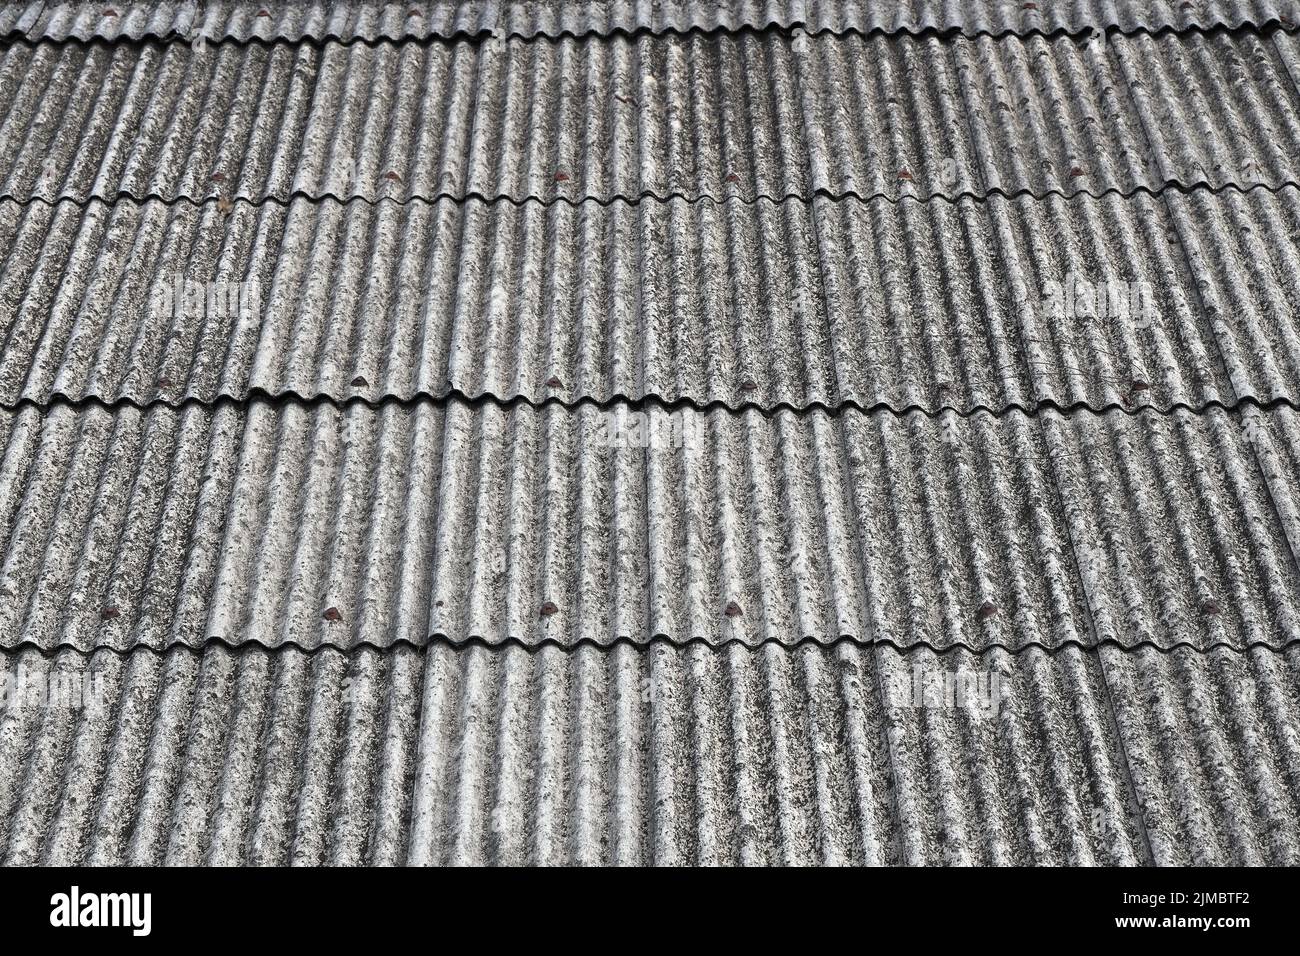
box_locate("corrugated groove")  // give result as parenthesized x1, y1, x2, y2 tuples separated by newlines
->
(2, 30, 1300, 204)
(1, 398, 1298, 653)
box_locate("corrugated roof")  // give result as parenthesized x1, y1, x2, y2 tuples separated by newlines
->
(4, 2, 1300, 867)
(5, 1, 1299, 42)
(2, 398, 1297, 653)
(2, 28, 1297, 204)
(5, 639, 1298, 865)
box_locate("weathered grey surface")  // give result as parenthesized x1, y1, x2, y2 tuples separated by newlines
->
(2, 2, 198, 40)
(1098, 642, 1300, 865)
(1, 399, 1296, 653)
(0, 1, 43, 37)
(3, 640, 1296, 865)
(5, 1, 1298, 41)
(2, 30, 1298, 204)
(800, 1, 1300, 37)
(0, 191, 1224, 413)
(1045, 407, 1300, 650)
(5, 0, 1300, 870)
(1168, 184, 1300, 405)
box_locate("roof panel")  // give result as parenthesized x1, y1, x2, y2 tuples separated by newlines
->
(1239, 404, 1300, 566)
(0, 34, 812, 203)
(7, 1, 1299, 42)
(26, 1, 199, 40)
(6, 639, 1295, 865)
(803, 1, 1300, 38)
(0, 642, 427, 865)
(1043, 405, 1300, 649)
(0, 190, 1227, 413)
(2, 399, 1296, 653)
(0, 402, 241, 652)
(197, 1, 497, 43)
(2, 30, 1296, 204)
(800, 29, 1162, 199)
(1117, 28, 1300, 190)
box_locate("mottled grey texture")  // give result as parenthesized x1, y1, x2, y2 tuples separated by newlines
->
(5, 640, 1297, 866)
(1167, 183, 1300, 406)
(4, 0, 1300, 870)
(2, 30, 1298, 205)
(1, 399, 1297, 653)
(0, 190, 1226, 412)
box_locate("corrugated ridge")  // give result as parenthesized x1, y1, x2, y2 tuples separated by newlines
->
(0, 188, 1238, 414)
(4, 639, 1295, 865)
(2, 398, 1298, 654)
(3, 30, 1300, 204)
(5, 2, 1299, 42)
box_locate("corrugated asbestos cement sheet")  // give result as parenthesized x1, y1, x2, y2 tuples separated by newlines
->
(0, 190, 1231, 413)
(2, 399, 1298, 653)
(3, 640, 1298, 865)
(2, 29, 1298, 203)
(4, 2, 1299, 41)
